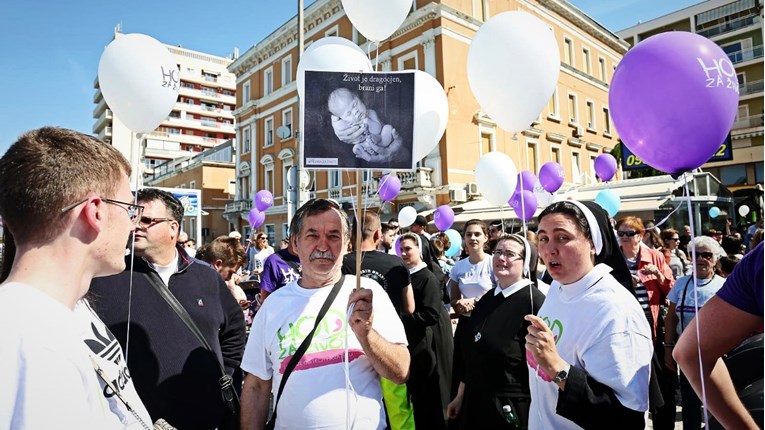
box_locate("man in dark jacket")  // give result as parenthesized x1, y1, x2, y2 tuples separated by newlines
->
(90, 188, 246, 430)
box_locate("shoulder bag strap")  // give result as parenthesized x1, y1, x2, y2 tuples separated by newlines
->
(269, 274, 346, 426)
(142, 272, 238, 413)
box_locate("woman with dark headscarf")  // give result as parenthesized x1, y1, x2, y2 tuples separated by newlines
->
(447, 234, 545, 429)
(525, 200, 652, 429)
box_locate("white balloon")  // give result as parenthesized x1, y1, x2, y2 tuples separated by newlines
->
(297, 37, 373, 98)
(98, 33, 179, 133)
(413, 71, 449, 162)
(533, 179, 555, 208)
(475, 152, 518, 207)
(342, 0, 413, 42)
(739, 205, 750, 217)
(467, 11, 560, 132)
(398, 206, 418, 228)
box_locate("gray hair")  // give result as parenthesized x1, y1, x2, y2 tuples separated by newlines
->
(289, 198, 351, 242)
(691, 235, 726, 260)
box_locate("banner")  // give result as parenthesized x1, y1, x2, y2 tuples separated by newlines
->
(621, 134, 733, 171)
(170, 190, 199, 217)
(302, 70, 415, 170)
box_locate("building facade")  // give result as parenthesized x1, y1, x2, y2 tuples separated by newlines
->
(619, 0, 764, 194)
(225, 0, 627, 241)
(144, 140, 237, 244)
(93, 30, 238, 179)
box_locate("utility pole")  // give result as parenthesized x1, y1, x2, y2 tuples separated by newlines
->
(288, 0, 308, 227)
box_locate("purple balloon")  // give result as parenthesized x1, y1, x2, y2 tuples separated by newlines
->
(378, 174, 401, 202)
(433, 205, 455, 231)
(254, 190, 274, 212)
(538, 162, 564, 193)
(610, 32, 739, 176)
(594, 154, 617, 182)
(515, 170, 537, 193)
(248, 208, 265, 228)
(509, 189, 537, 222)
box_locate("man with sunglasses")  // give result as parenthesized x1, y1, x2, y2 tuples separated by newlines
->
(0, 127, 141, 428)
(89, 188, 246, 430)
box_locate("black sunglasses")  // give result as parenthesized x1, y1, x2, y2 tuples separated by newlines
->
(617, 230, 639, 237)
(138, 216, 174, 226)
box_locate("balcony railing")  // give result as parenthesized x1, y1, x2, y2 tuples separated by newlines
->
(399, 167, 433, 190)
(224, 200, 252, 214)
(733, 114, 764, 130)
(696, 14, 761, 38)
(739, 79, 764, 96)
(727, 44, 763, 64)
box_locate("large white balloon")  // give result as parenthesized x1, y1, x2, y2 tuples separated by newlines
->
(412, 71, 449, 162)
(467, 11, 560, 132)
(739, 205, 750, 217)
(342, 0, 413, 42)
(297, 37, 373, 98)
(398, 206, 418, 228)
(98, 33, 179, 133)
(475, 152, 518, 207)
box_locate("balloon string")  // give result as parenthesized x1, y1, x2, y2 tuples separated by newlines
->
(683, 175, 710, 429)
(125, 131, 145, 363)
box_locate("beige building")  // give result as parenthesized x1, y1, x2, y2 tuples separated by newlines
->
(145, 141, 237, 244)
(93, 30, 237, 179)
(618, 0, 764, 194)
(225, 0, 627, 242)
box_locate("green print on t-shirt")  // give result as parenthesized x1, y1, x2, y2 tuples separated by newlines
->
(542, 316, 564, 344)
(276, 309, 347, 359)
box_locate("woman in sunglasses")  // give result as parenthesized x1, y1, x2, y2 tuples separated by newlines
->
(664, 236, 727, 430)
(616, 216, 676, 428)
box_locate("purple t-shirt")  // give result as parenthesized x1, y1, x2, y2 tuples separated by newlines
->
(260, 249, 301, 293)
(717, 242, 763, 317)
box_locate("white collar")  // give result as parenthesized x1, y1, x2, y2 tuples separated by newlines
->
(409, 261, 428, 274)
(556, 263, 612, 301)
(494, 278, 533, 298)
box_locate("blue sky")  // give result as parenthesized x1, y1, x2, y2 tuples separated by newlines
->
(0, 0, 702, 156)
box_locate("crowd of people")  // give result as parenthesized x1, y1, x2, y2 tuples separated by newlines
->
(0, 127, 762, 430)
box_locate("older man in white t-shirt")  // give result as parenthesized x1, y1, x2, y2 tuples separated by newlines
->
(240, 199, 410, 429)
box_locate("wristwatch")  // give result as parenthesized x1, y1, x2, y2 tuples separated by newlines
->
(552, 363, 571, 384)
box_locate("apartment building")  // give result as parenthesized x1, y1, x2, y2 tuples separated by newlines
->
(144, 140, 237, 244)
(225, 0, 627, 240)
(619, 0, 764, 196)
(93, 30, 237, 178)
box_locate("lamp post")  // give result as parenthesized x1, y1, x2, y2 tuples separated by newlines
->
(288, 0, 308, 226)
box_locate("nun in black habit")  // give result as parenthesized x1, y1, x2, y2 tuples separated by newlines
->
(399, 233, 454, 430)
(446, 234, 545, 430)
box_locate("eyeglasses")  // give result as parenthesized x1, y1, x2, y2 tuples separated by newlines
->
(617, 230, 639, 237)
(137, 216, 174, 227)
(388, 224, 399, 229)
(667, 237, 680, 241)
(696, 251, 715, 260)
(61, 197, 144, 225)
(492, 249, 523, 260)
(258, 237, 267, 241)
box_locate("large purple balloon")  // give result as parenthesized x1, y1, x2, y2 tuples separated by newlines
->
(248, 208, 265, 228)
(254, 190, 273, 212)
(378, 174, 401, 202)
(538, 162, 564, 193)
(515, 171, 537, 193)
(509, 189, 537, 222)
(433, 205, 455, 231)
(594, 154, 617, 182)
(610, 32, 739, 176)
